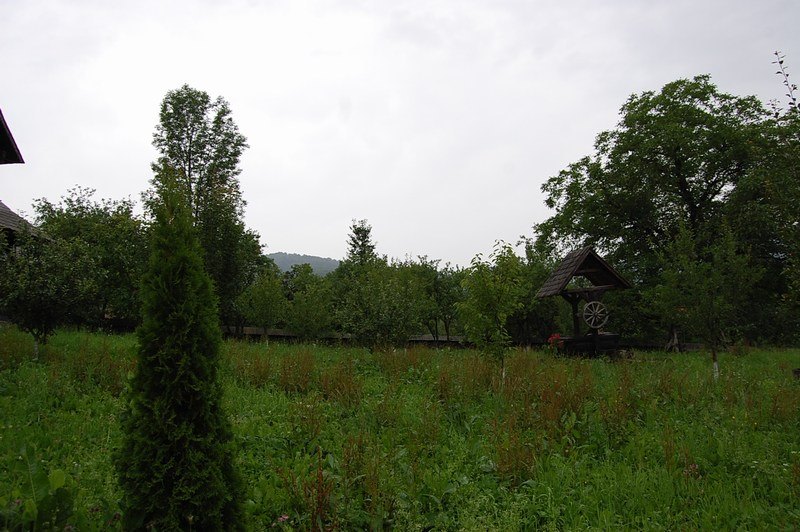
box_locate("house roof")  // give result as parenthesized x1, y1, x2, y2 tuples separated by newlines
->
(0, 200, 31, 232)
(535, 247, 632, 298)
(0, 109, 24, 165)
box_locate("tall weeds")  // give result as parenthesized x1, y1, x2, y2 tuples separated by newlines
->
(2, 326, 799, 530)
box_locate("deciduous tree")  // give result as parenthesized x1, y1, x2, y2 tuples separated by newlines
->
(650, 224, 761, 378)
(236, 260, 287, 336)
(535, 75, 784, 342)
(536, 75, 766, 282)
(148, 85, 261, 326)
(0, 231, 96, 356)
(283, 263, 332, 340)
(410, 257, 465, 341)
(34, 187, 147, 330)
(506, 240, 559, 345)
(458, 242, 525, 357)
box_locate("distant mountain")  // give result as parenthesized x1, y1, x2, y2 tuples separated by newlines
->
(267, 252, 340, 275)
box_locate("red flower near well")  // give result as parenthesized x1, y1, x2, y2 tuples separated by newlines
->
(547, 333, 564, 349)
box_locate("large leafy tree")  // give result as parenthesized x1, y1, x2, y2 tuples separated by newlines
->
(536, 75, 767, 283)
(151, 85, 247, 219)
(772, 111, 800, 335)
(148, 85, 261, 325)
(116, 182, 244, 530)
(534, 75, 791, 342)
(33, 187, 147, 330)
(724, 58, 800, 342)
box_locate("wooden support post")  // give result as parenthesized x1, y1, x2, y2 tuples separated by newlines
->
(562, 292, 582, 338)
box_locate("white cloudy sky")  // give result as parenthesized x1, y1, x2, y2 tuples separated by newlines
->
(2, 0, 798, 267)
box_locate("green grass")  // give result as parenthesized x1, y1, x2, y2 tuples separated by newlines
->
(1, 324, 799, 529)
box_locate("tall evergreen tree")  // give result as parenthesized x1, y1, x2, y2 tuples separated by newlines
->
(345, 218, 378, 266)
(116, 180, 244, 530)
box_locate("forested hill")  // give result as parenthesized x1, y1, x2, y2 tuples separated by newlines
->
(267, 252, 340, 275)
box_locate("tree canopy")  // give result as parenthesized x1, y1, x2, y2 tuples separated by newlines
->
(537, 75, 767, 280)
(535, 74, 798, 345)
(148, 85, 261, 325)
(33, 187, 147, 329)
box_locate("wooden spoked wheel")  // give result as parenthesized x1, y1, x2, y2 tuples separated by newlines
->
(583, 301, 609, 329)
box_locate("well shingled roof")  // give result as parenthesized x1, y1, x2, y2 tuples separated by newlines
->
(535, 247, 631, 298)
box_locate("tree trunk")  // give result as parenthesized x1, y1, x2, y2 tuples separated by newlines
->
(427, 320, 439, 342)
(665, 325, 681, 352)
(712, 347, 719, 380)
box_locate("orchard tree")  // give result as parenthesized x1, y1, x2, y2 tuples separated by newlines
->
(0, 231, 96, 356)
(409, 257, 443, 340)
(235, 260, 287, 336)
(282, 262, 317, 298)
(410, 257, 465, 341)
(283, 264, 332, 340)
(435, 263, 465, 341)
(505, 240, 559, 345)
(116, 185, 244, 530)
(148, 85, 261, 325)
(458, 242, 525, 357)
(331, 220, 422, 347)
(335, 260, 422, 348)
(34, 187, 147, 330)
(650, 224, 761, 379)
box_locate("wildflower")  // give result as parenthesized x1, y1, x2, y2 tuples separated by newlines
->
(683, 463, 701, 478)
(272, 514, 290, 527)
(547, 333, 565, 350)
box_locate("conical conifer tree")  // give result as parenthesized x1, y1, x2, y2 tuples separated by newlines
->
(116, 179, 243, 530)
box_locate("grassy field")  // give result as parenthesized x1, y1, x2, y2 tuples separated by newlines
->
(1, 324, 799, 530)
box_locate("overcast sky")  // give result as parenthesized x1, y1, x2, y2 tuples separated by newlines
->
(2, 0, 798, 267)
